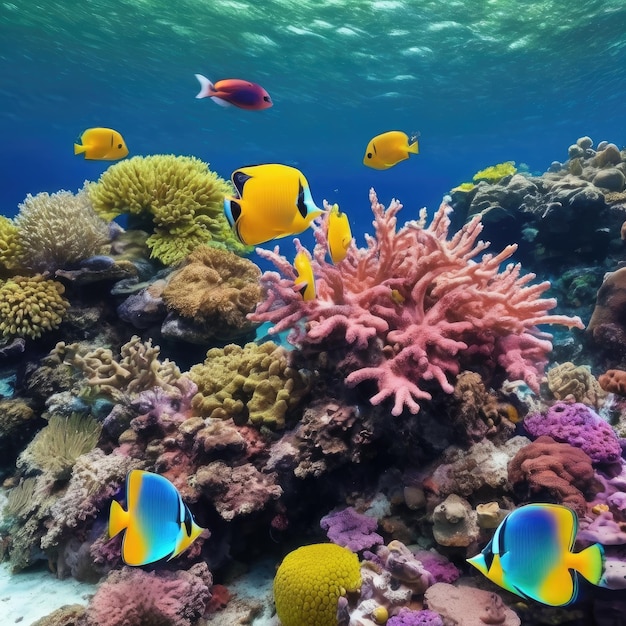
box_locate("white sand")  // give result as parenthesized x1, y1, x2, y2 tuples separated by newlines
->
(0, 563, 96, 625)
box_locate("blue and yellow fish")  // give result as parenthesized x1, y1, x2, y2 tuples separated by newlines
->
(109, 470, 205, 566)
(224, 164, 323, 246)
(293, 250, 316, 301)
(327, 203, 352, 264)
(467, 503, 604, 606)
(74, 127, 129, 160)
(363, 131, 419, 170)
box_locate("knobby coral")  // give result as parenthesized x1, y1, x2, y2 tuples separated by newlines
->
(162, 245, 262, 342)
(251, 189, 582, 416)
(0, 275, 69, 340)
(0, 216, 22, 272)
(14, 187, 111, 273)
(88, 154, 249, 264)
(189, 341, 312, 429)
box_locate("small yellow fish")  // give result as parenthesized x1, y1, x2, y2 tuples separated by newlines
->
(363, 131, 419, 170)
(293, 250, 315, 301)
(327, 203, 352, 264)
(224, 164, 323, 246)
(74, 127, 129, 161)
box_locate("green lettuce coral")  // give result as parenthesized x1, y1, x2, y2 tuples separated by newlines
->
(15, 187, 111, 273)
(189, 341, 312, 429)
(88, 154, 250, 264)
(0, 275, 69, 340)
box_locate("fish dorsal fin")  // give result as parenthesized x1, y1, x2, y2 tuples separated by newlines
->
(232, 170, 252, 196)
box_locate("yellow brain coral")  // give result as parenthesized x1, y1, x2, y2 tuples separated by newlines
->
(88, 154, 250, 264)
(274, 543, 361, 626)
(473, 160, 517, 183)
(189, 341, 312, 429)
(162, 245, 262, 342)
(0, 275, 69, 339)
(0, 216, 23, 272)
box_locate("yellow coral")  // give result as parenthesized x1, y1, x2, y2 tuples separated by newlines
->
(450, 182, 476, 193)
(162, 245, 262, 342)
(473, 161, 517, 183)
(0, 216, 23, 271)
(14, 187, 111, 273)
(546, 361, 606, 408)
(88, 154, 250, 264)
(273, 543, 361, 626)
(189, 341, 311, 429)
(0, 275, 69, 339)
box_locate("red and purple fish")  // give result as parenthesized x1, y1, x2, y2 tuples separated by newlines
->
(194, 73, 272, 110)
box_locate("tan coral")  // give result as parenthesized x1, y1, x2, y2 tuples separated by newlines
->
(0, 275, 69, 339)
(14, 187, 111, 273)
(546, 361, 606, 407)
(189, 341, 312, 429)
(162, 245, 262, 341)
(0, 216, 23, 272)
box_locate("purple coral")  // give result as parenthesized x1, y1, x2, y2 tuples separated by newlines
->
(320, 507, 384, 552)
(388, 608, 444, 626)
(524, 401, 622, 464)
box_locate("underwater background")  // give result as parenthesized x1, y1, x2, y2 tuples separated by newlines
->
(2, 1, 626, 626)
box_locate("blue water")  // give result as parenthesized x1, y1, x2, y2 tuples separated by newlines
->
(1, 0, 625, 244)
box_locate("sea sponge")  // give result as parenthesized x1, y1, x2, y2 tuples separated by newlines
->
(17, 413, 102, 481)
(473, 161, 517, 183)
(189, 341, 312, 429)
(0, 216, 23, 272)
(273, 543, 361, 626)
(88, 154, 249, 264)
(0, 275, 69, 339)
(14, 187, 111, 273)
(162, 245, 262, 342)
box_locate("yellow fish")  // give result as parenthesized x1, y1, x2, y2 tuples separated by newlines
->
(109, 470, 204, 566)
(224, 164, 323, 246)
(327, 203, 352, 264)
(467, 503, 604, 606)
(363, 131, 419, 170)
(293, 250, 316, 301)
(74, 127, 129, 160)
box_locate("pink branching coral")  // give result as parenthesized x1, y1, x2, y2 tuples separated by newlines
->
(251, 189, 583, 415)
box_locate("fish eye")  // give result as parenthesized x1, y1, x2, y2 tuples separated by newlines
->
(117, 143, 122, 149)
(367, 153, 373, 159)
(263, 96, 271, 102)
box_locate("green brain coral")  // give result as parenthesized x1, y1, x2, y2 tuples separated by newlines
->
(273, 543, 361, 626)
(189, 341, 312, 429)
(0, 275, 69, 340)
(88, 154, 250, 264)
(473, 160, 517, 183)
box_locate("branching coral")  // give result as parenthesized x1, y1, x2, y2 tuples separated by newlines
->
(88, 154, 249, 264)
(251, 189, 582, 416)
(189, 341, 312, 429)
(17, 413, 102, 481)
(162, 245, 262, 342)
(14, 187, 111, 273)
(0, 275, 69, 340)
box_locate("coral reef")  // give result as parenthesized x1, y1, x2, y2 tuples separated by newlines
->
(252, 189, 582, 416)
(0, 215, 22, 272)
(88, 154, 248, 264)
(545, 361, 606, 407)
(320, 506, 384, 552)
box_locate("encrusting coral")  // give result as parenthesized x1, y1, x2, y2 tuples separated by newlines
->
(14, 187, 111, 273)
(189, 341, 312, 429)
(252, 188, 583, 416)
(0, 275, 69, 340)
(162, 245, 262, 342)
(88, 154, 249, 264)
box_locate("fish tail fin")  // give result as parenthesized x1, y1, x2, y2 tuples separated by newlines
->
(569, 543, 605, 585)
(408, 140, 419, 154)
(108, 499, 129, 539)
(194, 73, 214, 99)
(74, 143, 85, 155)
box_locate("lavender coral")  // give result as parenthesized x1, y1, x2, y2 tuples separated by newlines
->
(251, 189, 582, 416)
(320, 507, 384, 551)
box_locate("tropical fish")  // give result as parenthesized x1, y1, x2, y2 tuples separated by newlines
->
(224, 164, 323, 246)
(363, 131, 419, 170)
(293, 250, 316, 301)
(194, 73, 272, 110)
(467, 503, 604, 606)
(109, 469, 205, 566)
(327, 203, 352, 264)
(74, 127, 129, 160)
